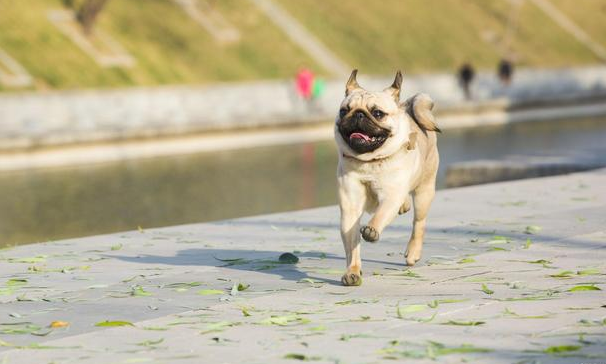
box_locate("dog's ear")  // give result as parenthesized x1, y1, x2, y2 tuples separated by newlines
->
(384, 70, 403, 101)
(345, 69, 361, 96)
(403, 93, 441, 133)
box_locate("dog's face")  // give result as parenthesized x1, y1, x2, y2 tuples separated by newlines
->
(335, 70, 410, 159)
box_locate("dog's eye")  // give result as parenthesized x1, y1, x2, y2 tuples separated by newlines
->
(372, 109, 385, 119)
(339, 108, 348, 118)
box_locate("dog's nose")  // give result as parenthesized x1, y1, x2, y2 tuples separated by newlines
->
(355, 111, 365, 121)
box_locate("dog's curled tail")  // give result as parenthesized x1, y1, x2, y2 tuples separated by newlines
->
(404, 93, 441, 133)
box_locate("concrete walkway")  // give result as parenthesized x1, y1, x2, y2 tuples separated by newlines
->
(0, 169, 604, 363)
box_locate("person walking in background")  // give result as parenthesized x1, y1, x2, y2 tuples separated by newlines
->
(457, 63, 475, 100)
(498, 58, 514, 85)
(295, 68, 315, 100)
(295, 68, 326, 106)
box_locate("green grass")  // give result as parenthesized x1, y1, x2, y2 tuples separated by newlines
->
(277, 0, 601, 74)
(550, 0, 606, 49)
(0, 0, 323, 90)
(0, 0, 603, 90)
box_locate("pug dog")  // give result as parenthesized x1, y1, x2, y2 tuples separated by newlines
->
(335, 69, 440, 286)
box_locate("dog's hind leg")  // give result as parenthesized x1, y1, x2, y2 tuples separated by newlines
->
(405, 181, 435, 266)
(338, 176, 366, 286)
(398, 194, 412, 215)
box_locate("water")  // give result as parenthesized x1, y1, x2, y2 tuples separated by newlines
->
(1, 116, 606, 247)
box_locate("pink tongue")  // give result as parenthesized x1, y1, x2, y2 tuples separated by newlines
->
(350, 132, 371, 141)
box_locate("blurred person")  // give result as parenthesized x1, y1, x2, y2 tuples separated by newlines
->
(457, 63, 475, 100)
(498, 58, 514, 85)
(295, 68, 314, 100)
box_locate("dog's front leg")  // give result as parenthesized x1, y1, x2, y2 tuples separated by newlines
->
(360, 185, 407, 243)
(338, 176, 366, 286)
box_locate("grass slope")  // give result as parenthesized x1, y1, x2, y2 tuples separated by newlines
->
(277, 0, 601, 74)
(0, 0, 603, 91)
(0, 0, 322, 90)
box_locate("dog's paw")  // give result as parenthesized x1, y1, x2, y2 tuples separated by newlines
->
(398, 198, 411, 215)
(405, 245, 422, 266)
(341, 272, 362, 286)
(360, 225, 379, 242)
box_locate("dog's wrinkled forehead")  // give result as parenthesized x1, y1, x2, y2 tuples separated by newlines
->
(343, 90, 399, 113)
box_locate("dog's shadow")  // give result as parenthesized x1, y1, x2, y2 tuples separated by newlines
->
(111, 248, 349, 286)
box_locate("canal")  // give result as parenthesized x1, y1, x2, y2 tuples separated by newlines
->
(1, 116, 605, 247)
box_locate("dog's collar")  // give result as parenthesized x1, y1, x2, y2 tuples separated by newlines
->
(342, 132, 417, 162)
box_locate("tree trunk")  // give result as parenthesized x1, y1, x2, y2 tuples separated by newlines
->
(76, 0, 110, 35)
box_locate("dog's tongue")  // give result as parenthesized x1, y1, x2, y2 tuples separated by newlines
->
(350, 132, 371, 142)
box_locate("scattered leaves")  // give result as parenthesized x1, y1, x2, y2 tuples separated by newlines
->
(197, 289, 224, 296)
(441, 320, 485, 326)
(131, 285, 152, 297)
(396, 304, 427, 318)
(284, 353, 320, 361)
(568, 285, 601, 292)
(480, 284, 494, 295)
(49, 321, 69, 328)
(543, 345, 581, 354)
(95, 320, 134, 327)
(457, 257, 476, 264)
(524, 225, 542, 234)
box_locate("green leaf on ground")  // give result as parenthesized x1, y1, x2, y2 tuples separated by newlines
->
(524, 225, 542, 234)
(308, 325, 326, 332)
(550, 271, 574, 278)
(163, 282, 203, 289)
(486, 236, 511, 244)
(396, 304, 427, 318)
(200, 321, 239, 335)
(568, 285, 601, 292)
(527, 259, 552, 265)
(457, 257, 475, 264)
(142, 326, 169, 331)
(131, 285, 152, 297)
(230, 282, 250, 295)
(197, 289, 224, 295)
(577, 269, 600, 276)
(503, 308, 552, 319)
(259, 315, 310, 326)
(8, 256, 47, 263)
(381, 341, 492, 360)
(340, 333, 378, 341)
(543, 345, 581, 354)
(284, 353, 320, 361)
(136, 338, 164, 347)
(481, 284, 494, 295)
(6, 279, 27, 287)
(214, 257, 252, 267)
(441, 320, 485, 326)
(0, 323, 42, 335)
(110, 243, 123, 251)
(95, 320, 134, 327)
(524, 238, 532, 249)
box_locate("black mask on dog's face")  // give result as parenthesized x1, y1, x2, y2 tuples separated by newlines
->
(337, 107, 390, 154)
(336, 69, 402, 154)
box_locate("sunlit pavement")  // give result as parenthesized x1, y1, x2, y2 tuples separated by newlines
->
(0, 169, 604, 363)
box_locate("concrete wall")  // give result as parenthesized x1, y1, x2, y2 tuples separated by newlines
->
(2, 65, 606, 150)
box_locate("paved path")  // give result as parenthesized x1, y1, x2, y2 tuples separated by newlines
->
(0, 169, 604, 363)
